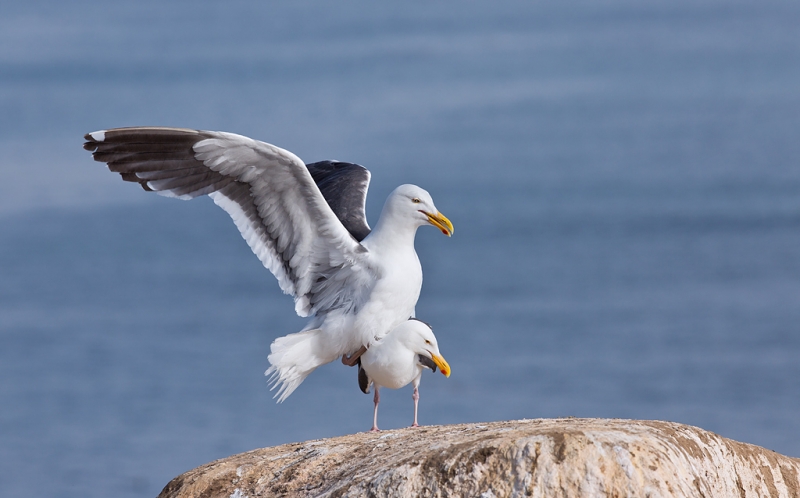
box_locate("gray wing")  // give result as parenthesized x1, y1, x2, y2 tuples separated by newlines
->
(305, 161, 371, 242)
(83, 127, 376, 318)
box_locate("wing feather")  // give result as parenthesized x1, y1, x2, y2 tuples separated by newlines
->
(305, 161, 371, 242)
(84, 126, 376, 317)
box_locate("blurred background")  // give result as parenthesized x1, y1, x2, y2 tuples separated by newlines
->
(2, 0, 800, 496)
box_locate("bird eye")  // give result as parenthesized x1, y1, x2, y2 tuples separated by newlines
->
(425, 340, 431, 345)
(412, 198, 421, 204)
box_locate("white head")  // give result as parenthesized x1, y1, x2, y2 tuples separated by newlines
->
(383, 184, 454, 236)
(397, 318, 451, 377)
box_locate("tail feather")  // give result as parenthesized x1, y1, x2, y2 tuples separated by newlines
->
(265, 329, 331, 403)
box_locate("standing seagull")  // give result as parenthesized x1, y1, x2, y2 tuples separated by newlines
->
(83, 127, 453, 402)
(357, 318, 450, 431)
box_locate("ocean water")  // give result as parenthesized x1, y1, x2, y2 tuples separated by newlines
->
(2, 1, 800, 496)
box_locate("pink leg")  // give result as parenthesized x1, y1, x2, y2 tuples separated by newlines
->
(411, 386, 420, 427)
(370, 387, 380, 432)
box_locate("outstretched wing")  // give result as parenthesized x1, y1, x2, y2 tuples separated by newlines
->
(305, 161, 371, 242)
(83, 127, 376, 317)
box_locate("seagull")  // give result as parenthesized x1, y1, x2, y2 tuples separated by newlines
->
(356, 318, 450, 431)
(83, 127, 453, 402)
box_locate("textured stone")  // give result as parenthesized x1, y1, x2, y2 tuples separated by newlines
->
(158, 418, 800, 497)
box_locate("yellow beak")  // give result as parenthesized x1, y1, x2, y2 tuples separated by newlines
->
(424, 211, 454, 236)
(431, 354, 451, 378)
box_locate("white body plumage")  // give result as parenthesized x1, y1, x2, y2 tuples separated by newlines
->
(266, 185, 442, 401)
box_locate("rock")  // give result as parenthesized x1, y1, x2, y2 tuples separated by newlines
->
(158, 418, 800, 497)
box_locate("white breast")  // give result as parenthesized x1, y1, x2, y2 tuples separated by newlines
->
(353, 248, 422, 348)
(360, 338, 421, 390)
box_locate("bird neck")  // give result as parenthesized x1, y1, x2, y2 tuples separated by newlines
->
(363, 209, 420, 252)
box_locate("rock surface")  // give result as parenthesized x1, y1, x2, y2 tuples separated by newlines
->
(158, 418, 800, 497)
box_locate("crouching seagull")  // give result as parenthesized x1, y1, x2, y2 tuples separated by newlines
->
(356, 318, 450, 431)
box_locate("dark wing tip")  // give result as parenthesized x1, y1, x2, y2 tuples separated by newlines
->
(81, 127, 220, 197)
(83, 132, 102, 151)
(357, 359, 371, 394)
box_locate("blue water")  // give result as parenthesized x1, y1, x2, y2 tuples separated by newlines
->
(2, 1, 800, 496)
